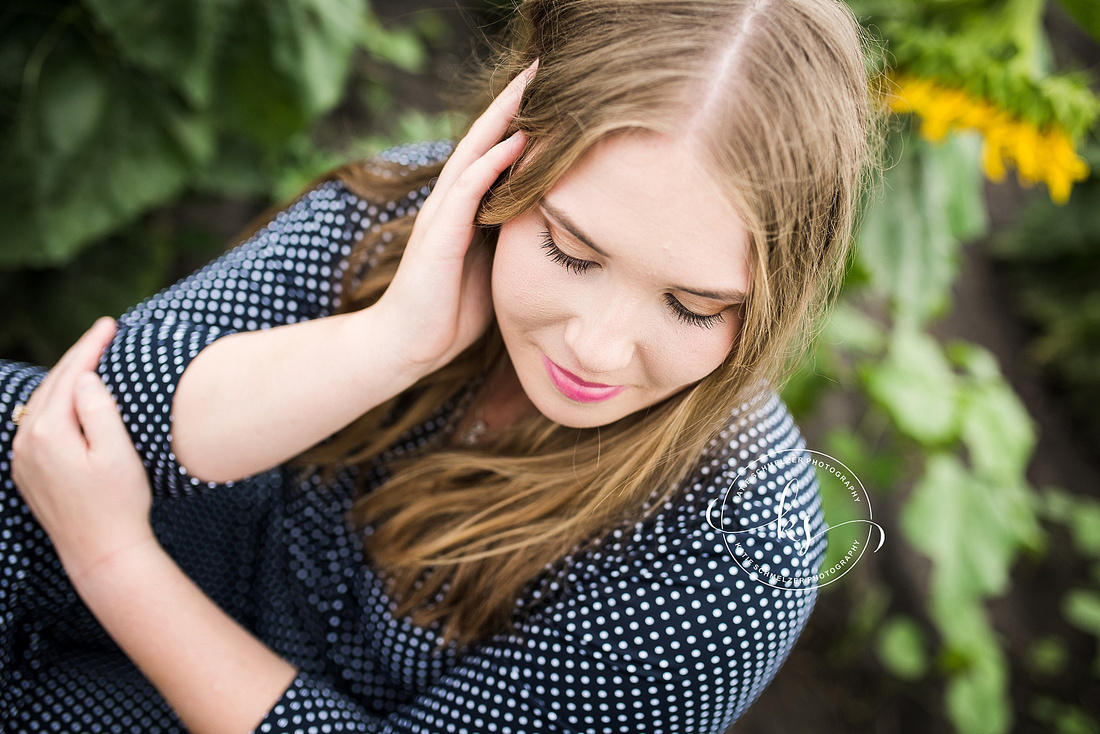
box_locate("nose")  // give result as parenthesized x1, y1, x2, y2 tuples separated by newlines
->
(562, 295, 637, 378)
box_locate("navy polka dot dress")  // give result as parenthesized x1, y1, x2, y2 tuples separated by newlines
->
(0, 142, 827, 733)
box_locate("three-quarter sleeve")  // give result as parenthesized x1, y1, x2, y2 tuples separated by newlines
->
(93, 179, 427, 498)
(92, 180, 367, 497)
(251, 397, 827, 733)
(85, 140, 453, 498)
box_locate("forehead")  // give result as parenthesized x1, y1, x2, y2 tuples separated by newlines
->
(544, 133, 752, 290)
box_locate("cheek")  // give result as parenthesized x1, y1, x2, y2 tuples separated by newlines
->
(649, 328, 736, 389)
(492, 220, 568, 330)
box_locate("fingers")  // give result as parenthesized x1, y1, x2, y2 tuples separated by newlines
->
(433, 60, 538, 196)
(74, 372, 133, 456)
(424, 131, 527, 263)
(11, 321, 111, 482)
(73, 317, 117, 371)
(50, 317, 116, 379)
(18, 317, 117, 434)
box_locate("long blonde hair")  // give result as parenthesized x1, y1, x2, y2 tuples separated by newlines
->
(294, 0, 879, 649)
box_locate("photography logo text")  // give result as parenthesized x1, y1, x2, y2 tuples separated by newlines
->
(706, 448, 885, 590)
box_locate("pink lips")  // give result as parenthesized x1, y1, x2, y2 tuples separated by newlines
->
(542, 355, 626, 403)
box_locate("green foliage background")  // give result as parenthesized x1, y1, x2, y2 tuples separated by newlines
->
(2, 1, 1099, 732)
(0, 0, 450, 363)
(778, 1, 1100, 731)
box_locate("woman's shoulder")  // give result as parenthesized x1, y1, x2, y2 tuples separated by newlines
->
(254, 140, 455, 277)
(287, 140, 455, 214)
(686, 391, 826, 585)
(306, 140, 454, 226)
(368, 139, 454, 169)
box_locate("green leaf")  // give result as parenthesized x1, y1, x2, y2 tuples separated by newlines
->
(926, 598, 1012, 734)
(1042, 487, 1076, 523)
(1063, 589, 1100, 637)
(267, 0, 366, 116)
(2, 61, 213, 266)
(83, 0, 243, 107)
(412, 10, 452, 46)
(948, 343, 1037, 483)
(270, 134, 343, 202)
(1068, 501, 1100, 558)
(944, 649, 1012, 734)
(35, 54, 109, 156)
(882, 14, 1100, 136)
(823, 428, 904, 496)
(821, 300, 886, 354)
(946, 341, 1001, 381)
(1040, 488, 1100, 557)
(778, 355, 833, 416)
(362, 15, 429, 73)
(858, 131, 967, 326)
(902, 454, 1025, 602)
(213, 0, 365, 148)
(347, 110, 462, 164)
(848, 583, 891, 636)
(1052, 708, 1100, 734)
(1063, 588, 1100, 676)
(937, 133, 989, 243)
(876, 616, 929, 679)
(191, 135, 277, 197)
(1026, 635, 1068, 677)
(959, 378, 1035, 482)
(863, 328, 958, 445)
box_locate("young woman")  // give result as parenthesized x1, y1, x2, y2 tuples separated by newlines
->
(1, 0, 875, 731)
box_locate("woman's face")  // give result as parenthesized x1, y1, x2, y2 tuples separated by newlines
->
(492, 132, 753, 428)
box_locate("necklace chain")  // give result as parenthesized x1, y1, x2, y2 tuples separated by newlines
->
(459, 412, 489, 447)
(438, 374, 488, 448)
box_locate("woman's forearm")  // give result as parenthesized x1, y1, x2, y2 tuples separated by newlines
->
(73, 538, 298, 734)
(171, 305, 429, 483)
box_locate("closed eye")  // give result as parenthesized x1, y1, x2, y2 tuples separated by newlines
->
(540, 229, 728, 329)
(663, 294, 726, 329)
(540, 229, 596, 274)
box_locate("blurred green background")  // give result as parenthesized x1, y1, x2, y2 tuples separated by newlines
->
(2, 1, 1099, 732)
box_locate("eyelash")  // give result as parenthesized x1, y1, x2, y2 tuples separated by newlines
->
(538, 229, 727, 329)
(539, 229, 594, 275)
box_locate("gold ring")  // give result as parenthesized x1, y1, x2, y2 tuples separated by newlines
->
(11, 403, 28, 426)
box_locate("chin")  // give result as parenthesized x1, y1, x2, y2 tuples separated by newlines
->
(542, 404, 617, 429)
(510, 353, 659, 430)
(522, 379, 633, 429)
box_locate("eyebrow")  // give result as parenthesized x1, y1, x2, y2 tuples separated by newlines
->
(539, 199, 748, 304)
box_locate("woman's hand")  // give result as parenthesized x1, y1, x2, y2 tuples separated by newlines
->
(374, 61, 537, 373)
(13, 317, 300, 732)
(11, 316, 156, 588)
